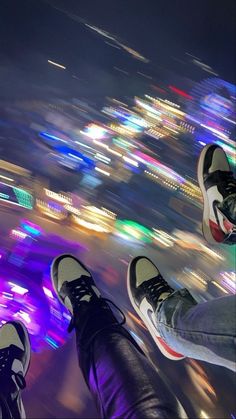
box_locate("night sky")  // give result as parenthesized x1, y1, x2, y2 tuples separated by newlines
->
(0, 0, 235, 101)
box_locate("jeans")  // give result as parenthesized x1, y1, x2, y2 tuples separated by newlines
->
(75, 301, 187, 419)
(157, 290, 236, 372)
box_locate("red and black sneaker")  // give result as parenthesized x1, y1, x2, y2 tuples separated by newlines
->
(127, 256, 185, 361)
(197, 144, 236, 245)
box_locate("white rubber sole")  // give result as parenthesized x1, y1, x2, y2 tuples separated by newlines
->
(197, 144, 218, 244)
(127, 261, 185, 361)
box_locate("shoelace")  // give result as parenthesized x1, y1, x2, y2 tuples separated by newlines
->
(60, 276, 95, 307)
(0, 348, 26, 390)
(141, 275, 173, 306)
(68, 297, 126, 332)
(62, 275, 126, 333)
(221, 171, 236, 195)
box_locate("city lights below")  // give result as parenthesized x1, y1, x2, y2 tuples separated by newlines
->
(48, 60, 66, 70)
(44, 189, 72, 204)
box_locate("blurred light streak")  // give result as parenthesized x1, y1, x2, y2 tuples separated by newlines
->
(200, 124, 230, 141)
(73, 217, 109, 233)
(64, 204, 80, 215)
(43, 286, 54, 299)
(21, 223, 41, 236)
(129, 330, 144, 345)
(95, 167, 110, 176)
(127, 311, 147, 330)
(11, 229, 28, 240)
(48, 60, 66, 70)
(14, 311, 31, 324)
(123, 156, 139, 167)
(95, 153, 111, 164)
(169, 85, 193, 100)
(200, 410, 209, 419)
(44, 189, 72, 204)
(39, 132, 68, 143)
(0, 175, 14, 182)
(45, 336, 59, 349)
(8, 283, 29, 295)
(211, 281, 229, 294)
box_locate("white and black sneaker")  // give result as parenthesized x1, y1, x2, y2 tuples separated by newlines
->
(51, 254, 125, 341)
(198, 144, 236, 244)
(0, 321, 31, 419)
(127, 256, 185, 361)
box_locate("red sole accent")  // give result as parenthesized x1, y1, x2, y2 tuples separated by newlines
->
(156, 337, 184, 359)
(209, 220, 225, 242)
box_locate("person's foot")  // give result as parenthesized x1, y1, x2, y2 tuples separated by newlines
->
(51, 254, 124, 341)
(0, 321, 31, 418)
(127, 256, 185, 361)
(197, 144, 236, 244)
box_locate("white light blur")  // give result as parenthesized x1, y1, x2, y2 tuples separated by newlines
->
(73, 217, 109, 233)
(95, 153, 111, 164)
(64, 205, 81, 215)
(200, 124, 229, 141)
(8, 283, 29, 295)
(11, 229, 28, 239)
(123, 156, 139, 167)
(0, 175, 14, 182)
(43, 287, 54, 299)
(95, 167, 110, 176)
(211, 281, 229, 294)
(48, 60, 66, 70)
(44, 189, 72, 204)
(200, 410, 209, 419)
(68, 153, 83, 161)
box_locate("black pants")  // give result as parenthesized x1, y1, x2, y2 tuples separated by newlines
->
(2, 313, 187, 418)
(76, 308, 187, 419)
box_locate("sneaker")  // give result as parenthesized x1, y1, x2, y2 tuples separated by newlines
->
(127, 256, 185, 361)
(51, 254, 125, 340)
(197, 144, 236, 244)
(0, 321, 31, 419)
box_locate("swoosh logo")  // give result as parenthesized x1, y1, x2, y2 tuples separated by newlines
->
(147, 308, 156, 328)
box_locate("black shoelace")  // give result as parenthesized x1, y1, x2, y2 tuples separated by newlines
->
(221, 171, 236, 195)
(140, 275, 173, 306)
(61, 275, 126, 333)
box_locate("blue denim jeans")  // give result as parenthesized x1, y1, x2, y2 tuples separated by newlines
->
(157, 290, 236, 371)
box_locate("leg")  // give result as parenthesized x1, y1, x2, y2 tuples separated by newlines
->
(0, 321, 30, 419)
(127, 256, 236, 371)
(51, 254, 187, 419)
(157, 290, 236, 371)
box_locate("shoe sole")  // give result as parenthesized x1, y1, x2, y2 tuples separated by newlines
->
(127, 261, 185, 361)
(197, 144, 222, 244)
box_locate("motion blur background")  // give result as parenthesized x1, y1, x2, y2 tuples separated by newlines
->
(0, 0, 235, 417)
